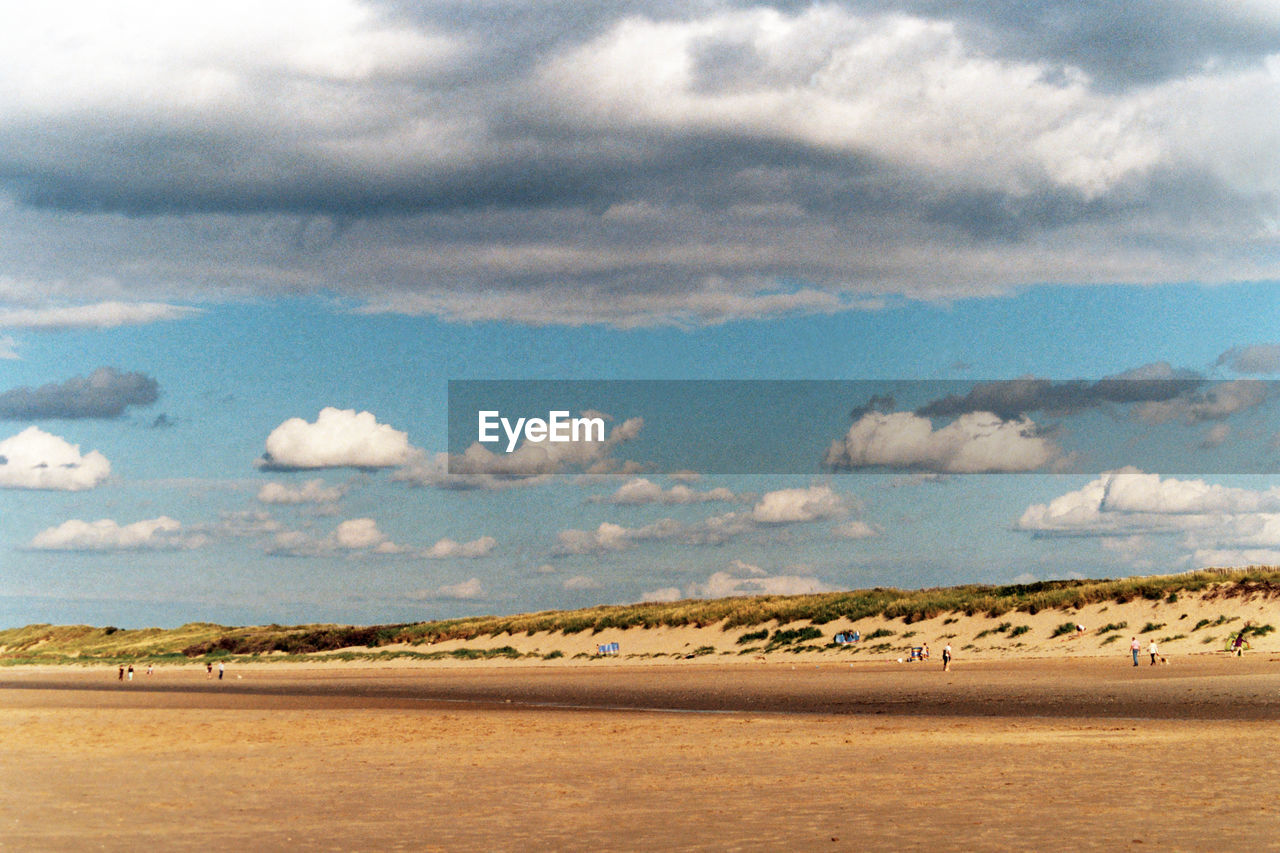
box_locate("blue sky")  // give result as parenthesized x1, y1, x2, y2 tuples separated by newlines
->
(2, 1, 1280, 627)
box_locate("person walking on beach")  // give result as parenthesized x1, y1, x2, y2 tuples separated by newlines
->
(126, 664, 133, 681)
(118, 665, 124, 681)
(206, 661, 213, 678)
(146, 663, 153, 676)
(1233, 624, 1249, 656)
(942, 643, 952, 672)
(217, 661, 224, 680)
(1148, 639, 1159, 666)
(1129, 637, 1141, 666)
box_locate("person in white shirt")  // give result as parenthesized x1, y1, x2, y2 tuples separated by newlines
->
(1129, 637, 1140, 666)
(1148, 639, 1159, 666)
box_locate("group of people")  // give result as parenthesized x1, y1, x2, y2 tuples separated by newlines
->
(1128, 637, 1164, 666)
(116, 661, 226, 680)
(116, 663, 154, 680)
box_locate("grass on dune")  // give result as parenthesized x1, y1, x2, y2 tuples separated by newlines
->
(5, 567, 1280, 665)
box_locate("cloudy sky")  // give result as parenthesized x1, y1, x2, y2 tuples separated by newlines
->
(2, 0, 1280, 627)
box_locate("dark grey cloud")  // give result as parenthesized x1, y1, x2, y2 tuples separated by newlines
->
(0, 1, 1276, 326)
(0, 368, 159, 420)
(903, 0, 1280, 89)
(916, 375, 1203, 419)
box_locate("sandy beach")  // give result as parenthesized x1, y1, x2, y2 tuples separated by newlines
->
(5, 658, 1280, 851)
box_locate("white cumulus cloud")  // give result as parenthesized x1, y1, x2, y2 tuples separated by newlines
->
(752, 485, 848, 523)
(825, 411, 1058, 473)
(257, 478, 345, 504)
(29, 516, 205, 551)
(593, 477, 742, 505)
(424, 535, 496, 559)
(410, 578, 486, 601)
(259, 407, 412, 470)
(0, 426, 110, 490)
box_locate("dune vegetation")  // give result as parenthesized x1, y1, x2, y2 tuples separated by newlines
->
(3, 567, 1279, 666)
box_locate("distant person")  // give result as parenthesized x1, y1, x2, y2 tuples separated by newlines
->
(1076, 624, 1085, 636)
(921, 643, 930, 660)
(206, 662, 213, 678)
(126, 664, 133, 681)
(1129, 637, 1140, 667)
(942, 643, 952, 672)
(118, 665, 124, 681)
(1233, 626, 1249, 656)
(217, 661, 224, 680)
(1148, 639, 1159, 666)
(146, 663, 153, 676)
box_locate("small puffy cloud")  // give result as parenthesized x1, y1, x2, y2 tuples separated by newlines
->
(752, 485, 848, 523)
(257, 478, 345, 504)
(555, 521, 637, 555)
(0, 426, 110, 490)
(29, 516, 205, 551)
(411, 578, 487, 601)
(259, 407, 412, 470)
(424, 535, 496, 559)
(1217, 344, 1280, 375)
(1192, 548, 1280, 568)
(593, 477, 741, 505)
(217, 510, 282, 537)
(267, 517, 405, 556)
(825, 411, 1058, 473)
(0, 302, 198, 329)
(333, 518, 387, 550)
(832, 520, 881, 540)
(557, 487, 863, 556)
(562, 574, 603, 591)
(642, 566, 832, 601)
(686, 569, 834, 598)
(640, 587, 682, 603)
(0, 367, 158, 419)
(396, 416, 643, 490)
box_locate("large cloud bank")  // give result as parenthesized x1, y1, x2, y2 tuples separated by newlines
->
(3, 1, 1279, 326)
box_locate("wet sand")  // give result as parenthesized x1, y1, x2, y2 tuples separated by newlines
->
(4, 659, 1280, 850)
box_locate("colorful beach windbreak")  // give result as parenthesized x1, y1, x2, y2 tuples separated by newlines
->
(2, 1, 1279, 627)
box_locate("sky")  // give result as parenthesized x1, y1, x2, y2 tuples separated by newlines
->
(2, 0, 1280, 628)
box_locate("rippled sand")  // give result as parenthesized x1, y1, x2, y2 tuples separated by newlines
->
(4, 659, 1278, 850)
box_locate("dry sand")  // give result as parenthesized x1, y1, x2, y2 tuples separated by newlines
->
(5, 658, 1280, 851)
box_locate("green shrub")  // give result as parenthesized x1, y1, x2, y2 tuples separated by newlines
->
(1096, 622, 1127, 635)
(1008, 625, 1031, 638)
(766, 627, 823, 649)
(1050, 622, 1076, 638)
(1140, 622, 1165, 633)
(736, 628, 769, 645)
